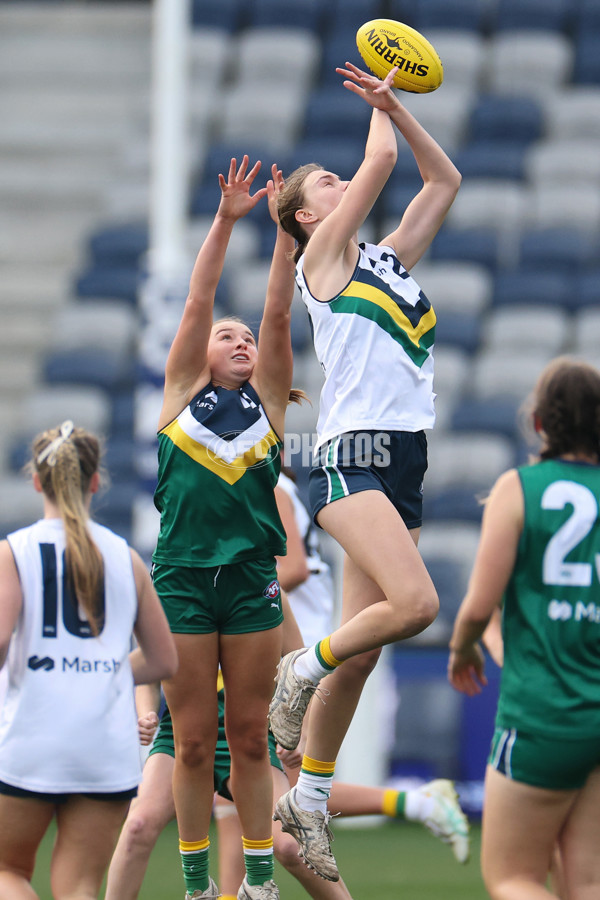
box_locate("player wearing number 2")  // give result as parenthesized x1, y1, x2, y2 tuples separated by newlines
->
(448, 356, 600, 900)
(0, 421, 177, 900)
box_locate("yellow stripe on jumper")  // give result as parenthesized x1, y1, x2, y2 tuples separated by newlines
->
(162, 420, 278, 485)
(342, 280, 436, 346)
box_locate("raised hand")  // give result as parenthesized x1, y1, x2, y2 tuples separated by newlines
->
(217, 155, 268, 221)
(266, 163, 285, 225)
(336, 61, 400, 113)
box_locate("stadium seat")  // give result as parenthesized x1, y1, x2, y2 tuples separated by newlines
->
(42, 348, 135, 393)
(525, 139, 600, 186)
(425, 432, 516, 493)
(451, 395, 521, 441)
(453, 141, 528, 180)
(324, 0, 384, 35)
(233, 28, 321, 90)
(528, 183, 600, 232)
(286, 137, 366, 182)
(469, 349, 554, 402)
(418, 522, 481, 584)
(491, 268, 571, 309)
(395, 87, 475, 152)
(571, 270, 600, 311)
(429, 228, 500, 272)
(573, 307, 600, 356)
(16, 386, 113, 439)
(468, 94, 544, 145)
(303, 86, 372, 141)
(573, 0, 600, 34)
(492, 0, 572, 33)
(49, 302, 138, 356)
(74, 265, 140, 305)
(481, 306, 570, 355)
(542, 87, 600, 140)
(423, 486, 484, 524)
(0, 476, 45, 535)
(243, 0, 324, 31)
(485, 31, 574, 96)
(389, 0, 490, 33)
(227, 259, 272, 316)
(518, 227, 598, 272)
(190, 0, 243, 32)
(88, 222, 148, 267)
(412, 261, 493, 316)
(423, 31, 486, 89)
(433, 313, 482, 354)
(445, 179, 528, 234)
(214, 83, 307, 150)
(573, 33, 600, 85)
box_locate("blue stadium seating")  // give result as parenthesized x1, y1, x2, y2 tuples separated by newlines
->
(389, 0, 491, 33)
(430, 228, 500, 271)
(190, 0, 243, 31)
(244, 0, 324, 31)
(518, 228, 598, 272)
(303, 87, 372, 141)
(88, 223, 148, 267)
(492, 0, 572, 33)
(74, 266, 140, 305)
(286, 137, 365, 182)
(573, 32, 600, 83)
(468, 95, 545, 145)
(451, 396, 521, 441)
(492, 269, 571, 308)
(454, 141, 528, 180)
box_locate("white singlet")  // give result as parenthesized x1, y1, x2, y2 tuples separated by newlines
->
(296, 242, 436, 451)
(0, 518, 141, 794)
(277, 472, 335, 646)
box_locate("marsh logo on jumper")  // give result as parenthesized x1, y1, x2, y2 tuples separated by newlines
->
(263, 580, 280, 601)
(548, 600, 572, 621)
(28, 654, 55, 672)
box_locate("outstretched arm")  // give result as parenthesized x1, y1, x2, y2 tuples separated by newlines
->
(338, 61, 461, 270)
(0, 541, 22, 669)
(448, 469, 523, 696)
(252, 165, 296, 434)
(159, 157, 268, 429)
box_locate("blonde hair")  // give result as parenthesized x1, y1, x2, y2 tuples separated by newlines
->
(31, 422, 104, 634)
(277, 164, 323, 263)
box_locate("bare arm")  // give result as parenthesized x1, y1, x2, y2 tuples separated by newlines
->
(482, 606, 504, 668)
(252, 166, 296, 435)
(275, 485, 310, 592)
(129, 549, 178, 685)
(135, 682, 161, 746)
(379, 93, 461, 271)
(303, 67, 400, 297)
(0, 541, 22, 669)
(448, 469, 523, 696)
(159, 157, 268, 430)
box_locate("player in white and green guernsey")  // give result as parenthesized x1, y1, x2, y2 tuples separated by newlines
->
(448, 357, 600, 900)
(269, 61, 461, 880)
(152, 157, 296, 900)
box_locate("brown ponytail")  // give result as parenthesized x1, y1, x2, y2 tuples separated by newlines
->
(277, 164, 323, 264)
(32, 422, 105, 634)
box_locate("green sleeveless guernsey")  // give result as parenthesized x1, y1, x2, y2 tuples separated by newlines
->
(497, 458, 600, 739)
(152, 381, 286, 567)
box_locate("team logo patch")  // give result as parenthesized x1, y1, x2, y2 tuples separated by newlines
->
(263, 579, 280, 600)
(28, 655, 55, 672)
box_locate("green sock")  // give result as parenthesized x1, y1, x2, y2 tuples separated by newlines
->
(179, 838, 210, 894)
(242, 837, 274, 886)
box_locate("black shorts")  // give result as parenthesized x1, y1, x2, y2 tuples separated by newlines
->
(309, 430, 427, 529)
(0, 780, 138, 803)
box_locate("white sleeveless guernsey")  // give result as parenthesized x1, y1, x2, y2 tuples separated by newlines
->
(296, 242, 436, 451)
(277, 472, 335, 646)
(0, 518, 141, 793)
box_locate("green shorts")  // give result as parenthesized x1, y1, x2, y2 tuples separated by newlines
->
(489, 726, 600, 790)
(149, 690, 282, 801)
(153, 557, 284, 634)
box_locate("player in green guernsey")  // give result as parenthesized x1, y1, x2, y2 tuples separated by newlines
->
(152, 156, 297, 900)
(448, 356, 600, 900)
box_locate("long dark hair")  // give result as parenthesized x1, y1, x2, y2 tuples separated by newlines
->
(530, 356, 600, 461)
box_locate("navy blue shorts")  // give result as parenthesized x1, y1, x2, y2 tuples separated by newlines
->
(0, 779, 137, 803)
(309, 430, 428, 529)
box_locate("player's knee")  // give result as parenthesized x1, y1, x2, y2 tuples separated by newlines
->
(125, 810, 164, 850)
(229, 727, 268, 764)
(176, 735, 214, 769)
(337, 647, 382, 682)
(397, 584, 439, 638)
(274, 831, 304, 873)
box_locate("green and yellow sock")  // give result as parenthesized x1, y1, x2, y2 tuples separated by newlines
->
(382, 788, 407, 818)
(242, 836, 274, 886)
(294, 636, 343, 683)
(179, 836, 210, 894)
(315, 636, 343, 672)
(295, 755, 336, 812)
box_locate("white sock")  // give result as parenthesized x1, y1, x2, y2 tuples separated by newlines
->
(294, 775, 332, 814)
(293, 645, 329, 683)
(404, 789, 437, 823)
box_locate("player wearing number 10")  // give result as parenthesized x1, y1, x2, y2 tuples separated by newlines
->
(448, 356, 600, 900)
(0, 421, 177, 900)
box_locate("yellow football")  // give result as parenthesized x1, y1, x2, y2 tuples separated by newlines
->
(356, 19, 444, 93)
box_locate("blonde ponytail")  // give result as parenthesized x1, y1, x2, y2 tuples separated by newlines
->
(32, 422, 104, 634)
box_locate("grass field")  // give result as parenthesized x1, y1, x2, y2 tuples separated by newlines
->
(31, 818, 487, 899)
